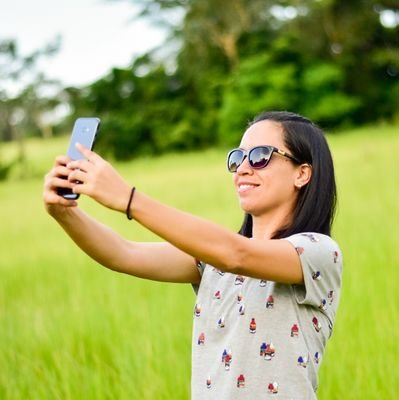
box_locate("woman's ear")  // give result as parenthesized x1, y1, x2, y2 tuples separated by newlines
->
(294, 164, 312, 189)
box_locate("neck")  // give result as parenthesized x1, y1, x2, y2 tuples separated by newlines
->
(251, 208, 293, 240)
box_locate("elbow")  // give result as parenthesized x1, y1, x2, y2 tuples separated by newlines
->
(220, 238, 248, 275)
(105, 262, 123, 273)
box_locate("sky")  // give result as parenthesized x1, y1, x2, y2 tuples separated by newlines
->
(1, 0, 166, 87)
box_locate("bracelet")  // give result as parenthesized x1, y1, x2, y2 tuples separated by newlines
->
(126, 187, 136, 220)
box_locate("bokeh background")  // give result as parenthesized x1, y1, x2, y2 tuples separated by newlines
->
(1, 1, 399, 399)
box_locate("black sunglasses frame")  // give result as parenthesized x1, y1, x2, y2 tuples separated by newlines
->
(227, 145, 301, 173)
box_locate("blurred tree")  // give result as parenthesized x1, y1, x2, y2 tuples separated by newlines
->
(0, 37, 62, 140)
(64, 55, 206, 158)
(0, 37, 61, 179)
(71, 0, 399, 158)
(281, 0, 399, 123)
(219, 51, 299, 146)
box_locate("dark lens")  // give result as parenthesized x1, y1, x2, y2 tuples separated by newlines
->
(228, 149, 244, 172)
(249, 146, 272, 169)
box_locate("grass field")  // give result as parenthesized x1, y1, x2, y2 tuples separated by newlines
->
(1, 124, 398, 399)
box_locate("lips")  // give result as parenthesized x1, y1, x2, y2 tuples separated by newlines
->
(237, 182, 259, 193)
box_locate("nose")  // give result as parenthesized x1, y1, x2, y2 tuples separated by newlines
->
(236, 155, 252, 175)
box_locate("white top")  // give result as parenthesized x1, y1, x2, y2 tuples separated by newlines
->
(191, 233, 343, 399)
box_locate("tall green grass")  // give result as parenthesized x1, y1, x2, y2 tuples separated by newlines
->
(0, 124, 398, 399)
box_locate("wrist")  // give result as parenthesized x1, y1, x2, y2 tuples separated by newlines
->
(126, 187, 136, 220)
(46, 204, 77, 222)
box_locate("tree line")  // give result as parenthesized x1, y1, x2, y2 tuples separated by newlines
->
(1, 0, 398, 166)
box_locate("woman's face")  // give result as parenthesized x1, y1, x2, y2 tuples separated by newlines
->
(233, 120, 301, 218)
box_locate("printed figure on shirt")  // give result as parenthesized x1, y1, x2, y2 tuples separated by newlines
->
(333, 250, 339, 263)
(301, 233, 319, 242)
(295, 246, 304, 255)
(312, 270, 321, 280)
(206, 376, 211, 389)
(298, 354, 309, 368)
(249, 318, 257, 333)
(194, 303, 201, 317)
(222, 349, 232, 371)
(312, 317, 322, 332)
(266, 295, 274, 309)
(291, 324, 299, 337)
(328, 290, 335, 305)
(268, 382, 279, 394)
(237, 374, 245, 388)
(260, 342, 275, 360)
(213, 268, 225, 276)
(197, 332, 205, 345)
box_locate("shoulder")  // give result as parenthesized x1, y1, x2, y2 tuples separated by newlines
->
(284, 232, 341, 251)
(283, 232, 343, 268)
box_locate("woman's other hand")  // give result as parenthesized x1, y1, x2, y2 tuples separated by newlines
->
(43, 155, 79, 216)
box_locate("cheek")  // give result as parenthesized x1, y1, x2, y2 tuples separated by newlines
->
(273, 173, 296, 195)
(260, 171, 297, 203)
(232, 174, 237, 190)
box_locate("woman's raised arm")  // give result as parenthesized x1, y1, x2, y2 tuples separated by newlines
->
(43, 155, 200, 284)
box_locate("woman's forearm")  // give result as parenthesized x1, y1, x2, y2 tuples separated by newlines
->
(129, 190, 243, 271)
(43, 152, 200, 283)
(49, 206, 200, 283)
(125, 191, 302, 284)
(51, 207, 134, 272)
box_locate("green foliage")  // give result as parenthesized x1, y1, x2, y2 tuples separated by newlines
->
(0, 38, 62, 140)
(68, 57, 221, 159)
(0, 38, 62, 179)
(86, 0, 399, 157)
(219, 54, 298, 146)
(300, 63, 362, 125)
(5, 1, 398, 159)
(0, 159, 16, 181)
(1, 124, 399, 399)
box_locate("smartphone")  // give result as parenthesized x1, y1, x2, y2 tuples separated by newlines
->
(57, 117, 101, 200)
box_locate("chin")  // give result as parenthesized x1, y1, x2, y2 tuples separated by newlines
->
(239, 201, 260, 216)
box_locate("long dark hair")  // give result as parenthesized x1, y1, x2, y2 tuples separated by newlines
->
(238, 111, 337, 239)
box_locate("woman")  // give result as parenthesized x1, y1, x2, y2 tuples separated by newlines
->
(43, 111, 342, 399)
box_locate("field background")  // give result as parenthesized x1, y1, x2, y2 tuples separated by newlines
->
(1, 124, 398, 399)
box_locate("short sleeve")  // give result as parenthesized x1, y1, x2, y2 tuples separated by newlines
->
(284, 233, 343, 324)
(192, 259, 206, 295)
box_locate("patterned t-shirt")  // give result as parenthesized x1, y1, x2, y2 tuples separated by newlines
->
(191, 232, 343, 400)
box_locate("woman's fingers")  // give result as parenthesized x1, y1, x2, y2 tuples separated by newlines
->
(53, 164, 72, 178)
(47, 192, 78, 207)
(52, 144, 130, 212)
(67, 159, 93, 173)
(65, 143, 102, 171)
(55, 154, 71, 164)
(45, 171, 74, 192)
(68, 169, 87, 184)
(43, 172, 78, 207)
(76, 142, 103, 164)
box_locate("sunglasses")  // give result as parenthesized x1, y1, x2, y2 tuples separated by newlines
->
(227, 145, 301, 173)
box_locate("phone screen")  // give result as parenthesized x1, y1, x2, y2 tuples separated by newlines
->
(57, 117, 101, 200)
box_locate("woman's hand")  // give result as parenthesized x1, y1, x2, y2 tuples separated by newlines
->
(43, 155, 79, 217)
(67, 143, 131, 213)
